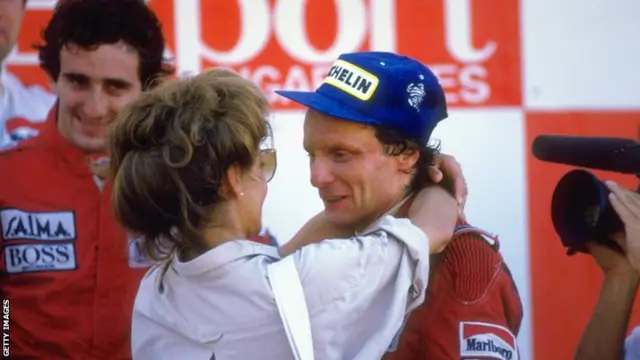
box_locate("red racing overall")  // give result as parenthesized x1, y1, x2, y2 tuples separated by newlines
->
(384, 222, 523, 360)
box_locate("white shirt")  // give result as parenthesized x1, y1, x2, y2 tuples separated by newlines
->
(131, 216, 430, 360)
(0, 69, 56, 148)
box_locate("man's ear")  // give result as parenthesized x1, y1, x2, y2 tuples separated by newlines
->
(396, 149, 420, 173)
(222, 165, 245, 198)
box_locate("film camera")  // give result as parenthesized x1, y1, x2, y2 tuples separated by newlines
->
(532, 135, 640, 254)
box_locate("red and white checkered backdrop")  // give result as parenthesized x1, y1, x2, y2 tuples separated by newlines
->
(8, 1, 639, 359)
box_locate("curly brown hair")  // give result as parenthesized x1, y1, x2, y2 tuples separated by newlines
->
(35, 0, 173, 89)
(109, 69, 271, 261)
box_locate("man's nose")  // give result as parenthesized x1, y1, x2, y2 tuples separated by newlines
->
(310, 157, 335, 188)
(83, 90, 109, 118)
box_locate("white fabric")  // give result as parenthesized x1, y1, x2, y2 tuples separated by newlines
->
(267, 255, 314, 360)
(131, 215, 430, 360)
(0, 69, 55, 148)
(625, 326, 640, 360)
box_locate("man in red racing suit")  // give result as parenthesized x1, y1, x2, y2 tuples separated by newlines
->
(383, 221, 523, 360)
(0, 0, 172, 358)
(0, 109, 149, 358)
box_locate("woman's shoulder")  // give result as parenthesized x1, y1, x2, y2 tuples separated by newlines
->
(132, 245, 283, 330)
(134, 241, 280, 309)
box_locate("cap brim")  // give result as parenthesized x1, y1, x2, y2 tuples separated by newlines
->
(275, 90, 382, 127)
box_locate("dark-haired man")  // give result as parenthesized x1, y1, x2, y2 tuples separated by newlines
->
(0, 0, 172, 358)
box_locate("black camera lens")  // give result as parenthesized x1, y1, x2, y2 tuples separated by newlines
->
(551, 169, 624, 252)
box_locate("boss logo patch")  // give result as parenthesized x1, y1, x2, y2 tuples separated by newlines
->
(4, 243, 77, 274)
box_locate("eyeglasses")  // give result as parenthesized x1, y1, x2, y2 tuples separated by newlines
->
(259, 149, 277, 183)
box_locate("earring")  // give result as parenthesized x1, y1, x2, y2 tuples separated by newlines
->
(240, 192, 245, 196)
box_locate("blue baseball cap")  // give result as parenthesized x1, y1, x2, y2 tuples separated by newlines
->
(275, 51, 448, 145)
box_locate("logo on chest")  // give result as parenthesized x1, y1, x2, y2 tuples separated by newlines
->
(1, 209, 76, 241)
(1, 209, 78, 274)
(4, 243, 77, 274)
(459, 321, 517, 360)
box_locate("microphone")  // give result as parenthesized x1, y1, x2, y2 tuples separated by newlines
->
(532, 135, 640, 174)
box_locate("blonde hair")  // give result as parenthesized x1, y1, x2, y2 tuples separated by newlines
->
(109, 68, 270, 260)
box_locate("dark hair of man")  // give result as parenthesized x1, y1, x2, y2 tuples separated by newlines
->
(35, 0, 173, 90)
(375, 127, 442, 194)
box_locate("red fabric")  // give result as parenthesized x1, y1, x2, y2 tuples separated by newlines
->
(384, 221, 523, 359)
(0, 109, 147, 359)
(249, 233, 272, 245)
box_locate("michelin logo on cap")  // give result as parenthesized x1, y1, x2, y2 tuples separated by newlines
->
(323, 60, 379, 101)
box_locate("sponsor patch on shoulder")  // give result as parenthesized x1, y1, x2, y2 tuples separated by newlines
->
(4, 243, 77, 274)
(459, 321, 518, 360)
(1, 209, 77, 241)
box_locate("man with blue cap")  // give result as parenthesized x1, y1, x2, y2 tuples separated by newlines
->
(278, 51, 523, 359)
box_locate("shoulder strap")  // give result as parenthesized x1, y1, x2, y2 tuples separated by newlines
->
(267, 256, 315, 360)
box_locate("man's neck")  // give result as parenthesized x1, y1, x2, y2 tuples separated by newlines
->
(353, 192, 412, 235)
